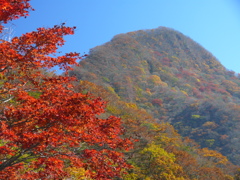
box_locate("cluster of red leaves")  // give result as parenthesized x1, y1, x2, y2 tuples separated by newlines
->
(0, 1, 133, 179)
(0, 78, 133, 179)
(0, 24, 79, 74)
(0, 0, 33, 33)
(0, 24, 80, 104)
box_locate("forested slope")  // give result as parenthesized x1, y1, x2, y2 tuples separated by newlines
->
(71, 27, 240, 167)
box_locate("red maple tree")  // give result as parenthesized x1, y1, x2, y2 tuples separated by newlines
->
(0, 1, 133, 179)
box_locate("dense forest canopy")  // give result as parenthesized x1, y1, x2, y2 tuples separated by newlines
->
(0, 1, 133, 179)
(71, 27, 240, 168)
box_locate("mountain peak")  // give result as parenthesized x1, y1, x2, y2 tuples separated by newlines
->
(70, 27, 240, 165)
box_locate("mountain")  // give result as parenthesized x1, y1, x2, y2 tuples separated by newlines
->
(69, 27, 240, 177)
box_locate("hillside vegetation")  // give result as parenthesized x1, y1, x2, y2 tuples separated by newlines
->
(70, 27, 240, 178)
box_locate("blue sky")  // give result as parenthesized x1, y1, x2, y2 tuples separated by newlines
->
(6, 0, 240, 73)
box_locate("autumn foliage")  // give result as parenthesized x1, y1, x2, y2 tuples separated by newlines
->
(2, 1, 240, 179)
(0, 1, 133, 179)
(0, 0, 32, 33)
(70, 23, 240, 178)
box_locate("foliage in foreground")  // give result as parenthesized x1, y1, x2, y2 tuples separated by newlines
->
(0, 1, 133, 179)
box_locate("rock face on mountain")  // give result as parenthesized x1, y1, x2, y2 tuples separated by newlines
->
(70, 27, 240, 165)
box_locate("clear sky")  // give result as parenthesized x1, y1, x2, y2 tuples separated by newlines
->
(5, 0, 240, 73)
